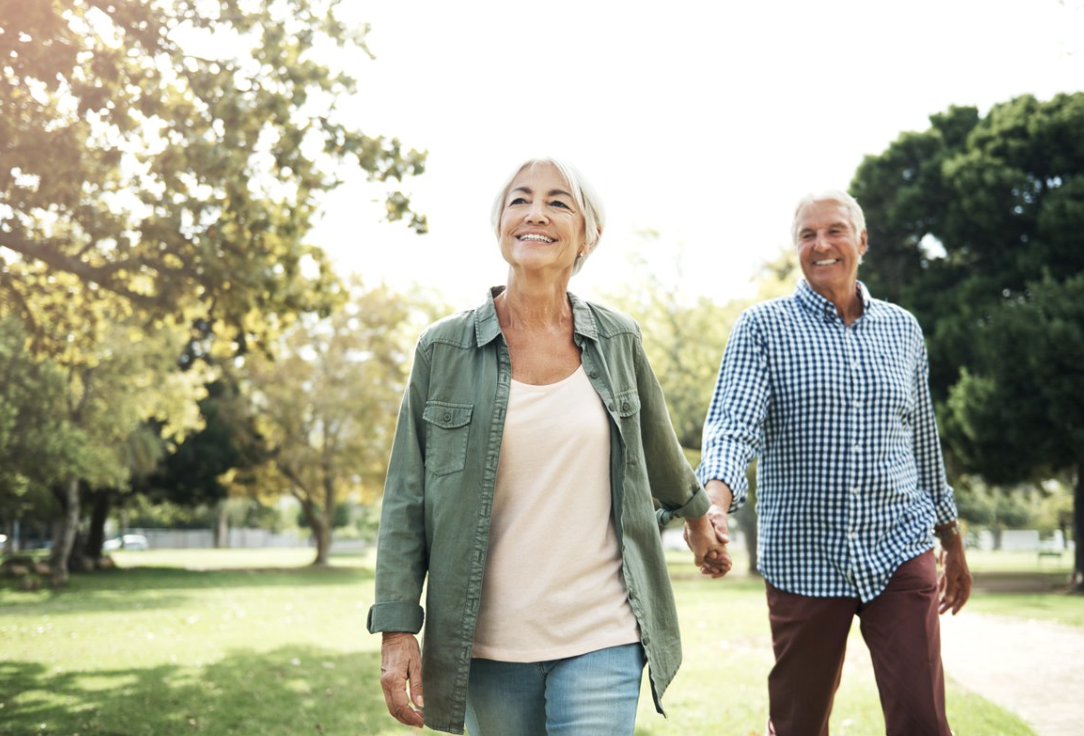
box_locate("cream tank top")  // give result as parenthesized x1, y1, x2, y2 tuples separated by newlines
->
(471, 365, 641, 661)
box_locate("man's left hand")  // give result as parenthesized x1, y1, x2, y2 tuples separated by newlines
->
(937, 540, 972, 615)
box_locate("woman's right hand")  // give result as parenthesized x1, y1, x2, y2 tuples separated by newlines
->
(380, 632, 425, 727)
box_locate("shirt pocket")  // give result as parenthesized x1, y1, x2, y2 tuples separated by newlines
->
(613, 388, 643, 463)
(422, 401, 473, 477)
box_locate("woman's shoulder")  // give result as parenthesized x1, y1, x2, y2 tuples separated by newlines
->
(576, 297, 641, 339)
(418, 307, 480, 349)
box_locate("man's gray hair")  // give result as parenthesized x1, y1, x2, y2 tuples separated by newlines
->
(791, 190, 867, 245)
(491, 157, 605, 275)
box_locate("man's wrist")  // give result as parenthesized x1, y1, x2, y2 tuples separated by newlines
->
(935, 521, 961, 545)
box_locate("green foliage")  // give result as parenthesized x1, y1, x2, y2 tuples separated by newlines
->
(230, 280, 441, 561)
(852, 93, 1084, 489)
(0, 0, 426, 359)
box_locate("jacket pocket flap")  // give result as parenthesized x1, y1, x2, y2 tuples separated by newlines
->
(614, 390, 641, 417)
(423, 402, 473, 429)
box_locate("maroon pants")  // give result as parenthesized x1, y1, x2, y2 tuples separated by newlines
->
(765, 552, 951, 736)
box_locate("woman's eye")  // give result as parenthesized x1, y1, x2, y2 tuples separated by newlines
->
(550, 200, 570, 209)
(509, 197, 528, 205)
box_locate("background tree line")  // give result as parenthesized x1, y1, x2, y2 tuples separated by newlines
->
(2, 0, 1081, 591)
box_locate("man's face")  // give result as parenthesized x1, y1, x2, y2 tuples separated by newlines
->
(795, 200, 868, 299)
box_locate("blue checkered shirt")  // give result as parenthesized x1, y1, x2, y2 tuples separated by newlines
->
(698, 280, 958, 602)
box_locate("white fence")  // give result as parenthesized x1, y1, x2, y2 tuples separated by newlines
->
(127, 528, 367, 552)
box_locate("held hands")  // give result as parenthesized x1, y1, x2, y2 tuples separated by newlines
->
(380, 632, 424, 728)
(684, 504, 732, 578)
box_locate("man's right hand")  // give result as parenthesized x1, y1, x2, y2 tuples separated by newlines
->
(380, 632, 424, 728)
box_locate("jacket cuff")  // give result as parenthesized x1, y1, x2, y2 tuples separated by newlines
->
(666, 487, 710, 520)
(367, 602, 424, 634)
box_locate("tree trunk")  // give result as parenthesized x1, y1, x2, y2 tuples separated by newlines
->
(740, 468, 760, 576)
(2, 519, 14, 554)
(51, 477, 81, 585)
(213, 499, 229, 548)
(1071, 465, 1083, 593)
(85, 492, 111, 560)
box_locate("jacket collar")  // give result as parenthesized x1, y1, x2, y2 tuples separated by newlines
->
(474, 286, 599, 347)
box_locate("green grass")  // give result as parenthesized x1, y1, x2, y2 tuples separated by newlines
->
(952, 550, 1084, 628)
(0, 548, 1056, 735)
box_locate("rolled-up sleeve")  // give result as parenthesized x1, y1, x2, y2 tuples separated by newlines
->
(912, 334, 958, 525)
(632, 329, 710, 520)
(367, 342, 431, 634)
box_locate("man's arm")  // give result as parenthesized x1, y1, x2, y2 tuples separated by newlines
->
(912, 330, 972, 614)
(697, 311, 769, 513)
(935, 520, 971, 615)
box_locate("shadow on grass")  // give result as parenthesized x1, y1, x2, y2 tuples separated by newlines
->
(0, 646, 394, 736)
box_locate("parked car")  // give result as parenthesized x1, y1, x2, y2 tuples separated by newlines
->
(103, 534, 149, 551)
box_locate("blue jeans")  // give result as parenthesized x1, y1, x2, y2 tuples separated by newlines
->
(464, 643, 645, 736)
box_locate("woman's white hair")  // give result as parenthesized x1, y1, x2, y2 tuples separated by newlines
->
(490, 157, 605, 275)
(791, 190, 867, 245)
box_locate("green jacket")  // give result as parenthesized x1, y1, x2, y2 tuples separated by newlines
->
(367, 288, 709, 734)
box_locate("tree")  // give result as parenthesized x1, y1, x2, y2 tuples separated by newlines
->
(1, 0, 426, 358)
(49, 320, 209, 581)
(0, 319, 82, 551)
(236, 281, 432, 565)
(852, 92, 1084, 589)
(144, 377, 260, 547)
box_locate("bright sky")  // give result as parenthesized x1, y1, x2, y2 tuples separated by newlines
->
(311, 0, 1084, 310)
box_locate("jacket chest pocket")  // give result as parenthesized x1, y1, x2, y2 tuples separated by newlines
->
(612, 389, 642, 463)
(422, 401, 473, 476)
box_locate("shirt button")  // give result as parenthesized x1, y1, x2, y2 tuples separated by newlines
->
(852, 444, 861, 453)
(848, 531, 857, 540)
(852, 360, 859, 369)
(850, 487, 859, 495)
(853, 400, 862, 409)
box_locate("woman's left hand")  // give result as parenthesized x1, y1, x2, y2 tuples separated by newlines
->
(684, 508, 732, 579)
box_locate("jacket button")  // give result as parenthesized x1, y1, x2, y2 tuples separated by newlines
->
(607, 403, 614, 411)
(621, 401, 629, 411)
(443, 412, 451, 422)
(589, 371, 598, 379)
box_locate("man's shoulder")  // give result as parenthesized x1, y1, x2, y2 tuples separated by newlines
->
(869, 297, 922, 330)
(739, 294, 799, 325)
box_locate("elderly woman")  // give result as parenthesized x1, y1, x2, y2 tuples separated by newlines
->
(368, 157, 730, 735)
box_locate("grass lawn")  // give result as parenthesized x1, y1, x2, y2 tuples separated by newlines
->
(0, 546, 1062, 735)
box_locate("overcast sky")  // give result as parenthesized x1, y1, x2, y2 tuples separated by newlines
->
(309, 0, 1084, 310)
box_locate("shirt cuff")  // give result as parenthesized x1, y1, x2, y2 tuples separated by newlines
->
(367, 601, 424, 634)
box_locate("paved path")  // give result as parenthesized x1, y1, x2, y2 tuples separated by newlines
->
(940, 612, 1084, 736)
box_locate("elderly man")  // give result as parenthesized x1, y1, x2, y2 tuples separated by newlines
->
(698, 191, 972, 736)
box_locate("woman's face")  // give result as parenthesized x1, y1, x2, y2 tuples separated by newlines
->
(498, 163, 587, 277)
